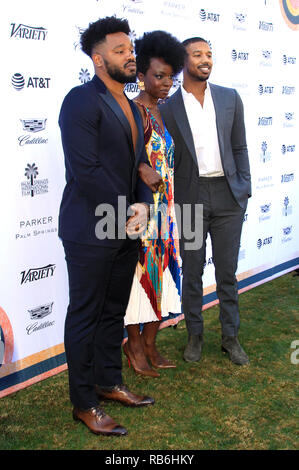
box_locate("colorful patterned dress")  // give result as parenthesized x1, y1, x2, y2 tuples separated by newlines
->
(125, 104, 182, 326)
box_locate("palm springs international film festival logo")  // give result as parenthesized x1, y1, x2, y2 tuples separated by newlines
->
(279, 0, 299, 30)
(21, 163, 49, 197)
(10, 23, 48, 40)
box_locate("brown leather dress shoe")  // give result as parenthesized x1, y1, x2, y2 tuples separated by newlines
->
(96, 384, 155, 407)
(73, 406, 127, 436)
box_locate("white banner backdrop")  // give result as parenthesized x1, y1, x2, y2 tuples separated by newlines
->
(0, 0, 298, 397)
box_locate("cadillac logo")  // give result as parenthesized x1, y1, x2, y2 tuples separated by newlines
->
(20, 119, 47, 133)
(28, 302, 53, 320)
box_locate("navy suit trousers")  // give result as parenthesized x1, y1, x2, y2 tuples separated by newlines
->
(62, 238, 138, 409)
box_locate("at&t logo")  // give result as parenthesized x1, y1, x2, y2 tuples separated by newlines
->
(257, 236, 273, 249)
(231, 50, 249, 61)
(258, 84, 274, 95)
(199, 9, 220, 22)
(11, 73, 50, 90)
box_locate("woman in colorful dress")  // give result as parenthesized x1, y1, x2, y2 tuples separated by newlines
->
(124, 31, 185, 377)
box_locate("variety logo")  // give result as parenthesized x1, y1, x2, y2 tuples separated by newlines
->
(10, 23, 48, 40)
(282, 196, 292, 216)
(21, 163, 49, 198)
(20, 264, 56, 285)
(231, 49, 249, 61)
(258, 116, 273, 126)
(18, 119, 48, 146)
(258, 84, 274, 94)
(124, 83, 139, 94)
(281, 173, 294, 183)
(259, 20, 273, 31)
(282, 86, 295, 94)
(11, 73, 50, 90)
(199, 9, 220, 22)
(26, 302, 55, 335)
(257, 236, 273, 249)
(281, 144, 296, 154)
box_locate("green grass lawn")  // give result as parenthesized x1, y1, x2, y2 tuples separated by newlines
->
(0, 272, 298, 450)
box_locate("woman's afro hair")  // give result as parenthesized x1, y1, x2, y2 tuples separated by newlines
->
(135, 30, 185, 76)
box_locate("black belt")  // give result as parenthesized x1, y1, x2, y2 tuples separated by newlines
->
(198, 176, 226, 182)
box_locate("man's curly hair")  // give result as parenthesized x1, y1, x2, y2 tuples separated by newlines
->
(81, 16, 130, 57)
(135, 30, 185, 76)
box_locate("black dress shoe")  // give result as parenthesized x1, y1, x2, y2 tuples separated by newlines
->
(221, 335, 249, 365)
(183, 334, 204, 362)
(96, 384, 155, 407)
(73, 406, 127, 436)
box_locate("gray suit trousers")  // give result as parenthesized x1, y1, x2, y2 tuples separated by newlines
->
(182, 176, 247, 337)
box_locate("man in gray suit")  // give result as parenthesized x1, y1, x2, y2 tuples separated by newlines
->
(160, 37, 251, 365)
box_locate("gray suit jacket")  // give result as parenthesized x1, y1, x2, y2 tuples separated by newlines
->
(160, 84, 251, 210)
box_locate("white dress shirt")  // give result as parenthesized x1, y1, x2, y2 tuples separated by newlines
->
(181, 83, 224, 177)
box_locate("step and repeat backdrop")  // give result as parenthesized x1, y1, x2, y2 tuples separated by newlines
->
(0, 0, 298, 397)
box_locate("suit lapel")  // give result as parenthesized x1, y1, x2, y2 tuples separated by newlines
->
(92, 75, 134, 158)
(169, 88, 198, 167)
(209, 83, 225, 158)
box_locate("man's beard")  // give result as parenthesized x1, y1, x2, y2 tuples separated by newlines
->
(187, 66, 210, 82)
(104, 58, 137, 84)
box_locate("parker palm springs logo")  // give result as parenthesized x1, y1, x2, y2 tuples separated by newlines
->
(21, 163, 49, 197)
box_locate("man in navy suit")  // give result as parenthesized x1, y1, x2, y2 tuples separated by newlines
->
(59, 17, 160, 436)
(160, 37, 251, 367)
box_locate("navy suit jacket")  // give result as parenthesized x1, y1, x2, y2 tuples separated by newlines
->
(160, 84, 251, 210)
(58, 75, 153, 246)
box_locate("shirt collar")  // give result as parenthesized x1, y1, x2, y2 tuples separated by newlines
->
(181, 81, 210, 99)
